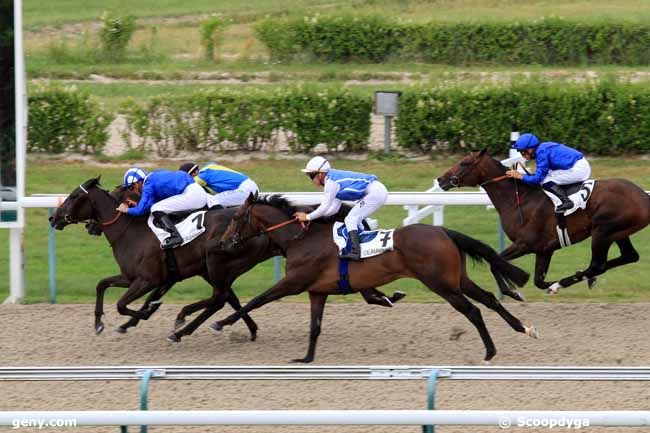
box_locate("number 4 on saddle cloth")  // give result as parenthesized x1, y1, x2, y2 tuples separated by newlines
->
(333, 222, 394, 259)
(148, 210, 207, 249)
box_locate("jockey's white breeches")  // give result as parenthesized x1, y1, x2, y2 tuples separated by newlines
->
(206, 178, 259, 208)
(344, 181, 388, 232)
(150, 182, 207, 214)
(543, 158, 591, 185)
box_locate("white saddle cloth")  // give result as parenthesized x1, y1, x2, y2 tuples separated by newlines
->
(543, 180, 596, 216)
(333, 222, 394, 259)
(147, 211, 207, 248)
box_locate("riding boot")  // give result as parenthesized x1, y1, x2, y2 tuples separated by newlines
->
(153, 211, 183, 249)
(543, 183, 573, 213)
(340, 230, 361, 261)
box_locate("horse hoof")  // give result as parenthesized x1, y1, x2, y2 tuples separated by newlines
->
(114, 327, 127, 334)
(392, 291, 407, 303)
(290, 357, 313, 364)
(483, 360, 492, 366)
(513, 291, 526, 302)
(525, 326, 540, 339)
(95, 324, 104, 335)
(209, 322, 223, 334)
(174, 319, 186, 330)
(166, 334, 180, 343)
(381, 296, 394, 307)
(588, 276, 597, 289)
(250, 332, 257, 342)
(547, 282, 561, 295)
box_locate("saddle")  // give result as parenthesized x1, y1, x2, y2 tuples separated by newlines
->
(148, 210, 208, 248)
(543, 180, 596, 217)
(333, 222, 394, 259)
(544, 180, 596, 248)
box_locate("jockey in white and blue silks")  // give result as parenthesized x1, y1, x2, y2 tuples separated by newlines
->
(293, 156, 388, 261)
(505, 133, 591, 213)
(116, 167, 207, 249)
(179, 162, 259, 208)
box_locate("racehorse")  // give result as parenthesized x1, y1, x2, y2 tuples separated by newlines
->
(50, 178, 405, 339)
(437, 149, 650, 293)
(212, 194, 539, 363)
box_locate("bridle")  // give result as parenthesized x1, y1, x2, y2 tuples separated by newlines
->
(227, 203, 309, 247)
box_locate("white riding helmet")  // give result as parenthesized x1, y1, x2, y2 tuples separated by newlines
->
(301, 156, 331, 173)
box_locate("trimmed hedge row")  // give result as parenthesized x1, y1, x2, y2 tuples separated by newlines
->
(256, 16, 650, 65)
(396, 82, 650, 154)
(28, 86, 112, 154)
(122, 87, 372, 154)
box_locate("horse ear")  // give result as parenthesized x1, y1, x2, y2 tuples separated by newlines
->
(479, 148, 487, 157)
(253, 191, 259, 201)
(246, 192, 256, 205)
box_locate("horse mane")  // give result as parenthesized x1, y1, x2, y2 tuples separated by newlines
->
(256, 194, 356, 225)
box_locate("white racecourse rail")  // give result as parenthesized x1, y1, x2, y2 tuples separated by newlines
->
(2, 366, 650, 427)
(2, 410, 650, 427)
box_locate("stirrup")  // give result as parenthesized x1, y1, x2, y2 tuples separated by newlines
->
(555, 201, 573, 213)
(162, 235, 183, 249)
(339, 249, 361, 261)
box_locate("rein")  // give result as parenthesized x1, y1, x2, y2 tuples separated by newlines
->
(478, 164, 526, 224)
(263, 218, 308, 233)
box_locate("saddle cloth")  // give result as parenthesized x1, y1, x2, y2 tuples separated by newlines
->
(147, 210, 207, 248)
(543, 180, 596, 216)
(333, 222, 394, 259)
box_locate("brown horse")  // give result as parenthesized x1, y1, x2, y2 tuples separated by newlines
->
(212, 194, 538, 363)
(50, 178, 404, 339)
(437, 149, 650, 293)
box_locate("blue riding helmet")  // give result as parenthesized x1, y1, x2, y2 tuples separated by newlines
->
(512, 133, 540, 151)
(123, 167, 148, 187)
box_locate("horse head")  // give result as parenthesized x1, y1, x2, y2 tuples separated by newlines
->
(83, 186, 141, 235)
(437, 148, 500, 190)
(49, 177, 104, 230)
(218, 191, 259, 252)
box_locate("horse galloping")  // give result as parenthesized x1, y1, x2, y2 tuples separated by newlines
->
(437, 149, 650, 293)
(212, 194, 539, 363)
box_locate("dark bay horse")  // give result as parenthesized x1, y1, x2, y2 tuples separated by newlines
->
(437, 150, 650, 293)
(212, 194, 539, 363)
(50, 178, 404, 339)
(49, 177, 268, 337)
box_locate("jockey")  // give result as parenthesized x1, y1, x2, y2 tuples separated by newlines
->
(117, 167, 207, 249)
(179, 162, 259, 209)
(506, 133, 591, 213)
(293, 156, 388, 261)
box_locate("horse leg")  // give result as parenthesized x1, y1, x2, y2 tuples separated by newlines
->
(549, 235, 613, 294)
(94, 275, 130, 335)
(533, 252, 555, 290)
(174, 298, 214, 330)
(500, 242, 530, 261)
(430, 284, 496, 362)
(115, 280, 157, 328)
(602, 237, 640, 273)
(117, 283, 173, 332)
(168, 290, 230, 342)
(292, 292, 328, 363)
(225, 289, 259, 341)
(211, 276, 306, 332)
(360, 288, 406, 307)
(461, 277, 539, 339)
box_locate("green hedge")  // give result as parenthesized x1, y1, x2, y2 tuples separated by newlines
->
(28, 86, 112, 154)
(256, 16, 650, 65)
(396, 82, 650, 154)
(123, 87, 372, 154)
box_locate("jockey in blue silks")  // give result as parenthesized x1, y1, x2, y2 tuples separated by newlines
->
(293, 156, 388, 261)
(179, 162, 259, 209)
(116, 167, 207, 249)
(506, 133, 591, 213)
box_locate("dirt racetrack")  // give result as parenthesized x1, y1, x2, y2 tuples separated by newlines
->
(1, 301, 649, 433)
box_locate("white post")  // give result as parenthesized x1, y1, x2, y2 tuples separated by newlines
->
(8, 0, 27, 304)
(7, 228, 24, 303)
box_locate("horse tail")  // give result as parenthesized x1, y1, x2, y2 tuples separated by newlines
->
(444, 228, 530, 297)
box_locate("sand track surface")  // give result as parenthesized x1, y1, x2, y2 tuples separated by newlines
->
(1, 302, 649, 433)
